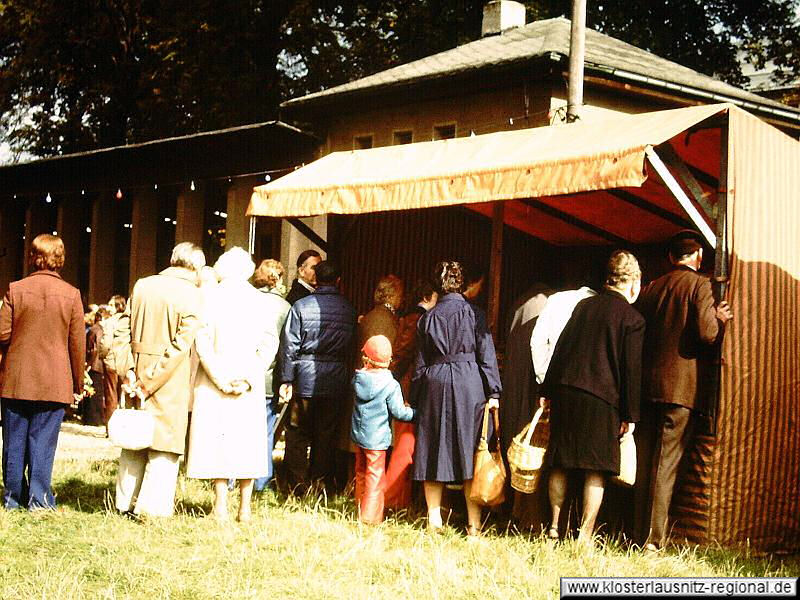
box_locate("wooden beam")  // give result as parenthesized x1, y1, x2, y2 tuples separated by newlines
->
(522, 198, 630, 247)
(606, 189, 694, 229)
(713, 129, 730, 302)
(655, 143, 716, 219)
(286, 217, 329, 253)
(644, 147, 716, 249)
(487, 202, 504, 336)
(687, 165, 718, 190)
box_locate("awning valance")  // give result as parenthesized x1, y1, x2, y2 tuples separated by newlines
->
(248, 103, 729, 219)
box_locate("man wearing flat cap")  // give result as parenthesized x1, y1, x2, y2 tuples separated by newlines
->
(636, 230, 733, 551)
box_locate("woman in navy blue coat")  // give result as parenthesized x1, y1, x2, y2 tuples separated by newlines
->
(411, 261, 502, 535)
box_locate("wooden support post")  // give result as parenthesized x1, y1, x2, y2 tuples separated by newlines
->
(175, 183, 206, 247)
(704, 120, 730, 438)
(487, 202, 505, 337)
(88, 193, 116, 303)
(23, 199, 54, 276)
(56, 194, 85, 287)
(226, 178, 257, 251)
(0, 202, 25, 294)
(713, 126, 730, 304)
(286, 217, 329, 253)
(280, 216, 328, 281)
(129, 188, 159, 287)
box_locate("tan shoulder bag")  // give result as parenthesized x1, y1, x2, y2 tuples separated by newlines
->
(469, 404, 506, 507)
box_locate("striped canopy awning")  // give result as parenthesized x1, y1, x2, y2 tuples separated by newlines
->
(249, 103, 729, 246)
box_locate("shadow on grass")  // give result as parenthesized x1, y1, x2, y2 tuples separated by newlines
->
(175, 494, 213, 517)
(54, 476, 114, 513)
(268, 483, 358, 517)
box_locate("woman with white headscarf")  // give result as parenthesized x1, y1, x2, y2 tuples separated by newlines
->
(186, 247, 271, 522)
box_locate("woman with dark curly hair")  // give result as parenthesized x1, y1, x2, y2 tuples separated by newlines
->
(384, 278, 438, 510)
(411, 261, 502, 535)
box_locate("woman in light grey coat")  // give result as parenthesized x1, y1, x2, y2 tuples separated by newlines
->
(252, 259, 291, 491)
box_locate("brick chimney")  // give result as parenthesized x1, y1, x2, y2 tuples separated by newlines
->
(481, 1, 526, 37)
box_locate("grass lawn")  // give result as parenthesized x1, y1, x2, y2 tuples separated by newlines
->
(0, 424, 797, 599)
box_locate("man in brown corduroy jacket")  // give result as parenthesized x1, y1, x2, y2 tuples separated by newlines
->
(636, 230, 733, 551)
(0, 234, 85, 510)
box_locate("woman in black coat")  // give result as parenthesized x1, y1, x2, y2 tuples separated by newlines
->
(541, 250, 644, 544)
(411, 261, 502, 535)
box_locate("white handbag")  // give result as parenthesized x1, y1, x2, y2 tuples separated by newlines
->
(611, 431, 636, 487)
(108, 394, 155, 451)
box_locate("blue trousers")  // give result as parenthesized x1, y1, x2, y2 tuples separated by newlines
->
(254, 398, 280, 492)
(1, 398, 65, 509)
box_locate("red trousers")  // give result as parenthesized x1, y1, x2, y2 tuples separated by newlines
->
(384, 421, 415, 509)
(355, 447, 386, 524)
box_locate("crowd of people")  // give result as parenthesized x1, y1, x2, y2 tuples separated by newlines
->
(0, 229, 732, 551)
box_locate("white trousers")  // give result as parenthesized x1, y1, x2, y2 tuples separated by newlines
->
(116, 448, 180, 517)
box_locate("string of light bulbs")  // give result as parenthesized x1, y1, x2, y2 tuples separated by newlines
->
(7, 106, 564, 206)
(6, 165, 297, 204)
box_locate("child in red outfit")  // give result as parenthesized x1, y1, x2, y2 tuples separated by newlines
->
(350, 335, 415, 524)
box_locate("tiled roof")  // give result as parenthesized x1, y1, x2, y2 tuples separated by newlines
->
(283, 17, 799, 119)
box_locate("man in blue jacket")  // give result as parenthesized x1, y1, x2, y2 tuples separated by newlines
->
(278, 261, 356, 494)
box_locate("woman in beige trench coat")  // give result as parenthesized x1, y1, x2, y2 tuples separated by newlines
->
(186, 247, 272, 522)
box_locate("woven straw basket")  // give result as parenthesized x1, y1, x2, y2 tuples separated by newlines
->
(507, 407, 546, 494)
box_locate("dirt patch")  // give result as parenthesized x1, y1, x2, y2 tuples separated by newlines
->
(57, 421, 120, 461)
(0, 419, 120, 462)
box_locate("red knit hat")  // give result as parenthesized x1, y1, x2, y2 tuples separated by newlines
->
(362, 335, 392, 369)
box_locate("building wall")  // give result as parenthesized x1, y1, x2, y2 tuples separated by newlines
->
(310, 74, 683, 158)
(549, 83, 679, 121)
(322, 79, 552, 153)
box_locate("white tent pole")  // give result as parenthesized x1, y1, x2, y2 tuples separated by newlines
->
(567, 0, 587, 122)
(645, 146, 716, 249)
(248, 216, 256, 255)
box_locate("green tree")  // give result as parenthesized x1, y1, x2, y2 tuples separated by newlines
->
(1, 0, 798, 160)
(581, 0, 800, 88)
(312, 1, 800, 89)
(0, 0, 294, 157)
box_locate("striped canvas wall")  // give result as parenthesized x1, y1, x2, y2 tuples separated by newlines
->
(709, 109, 800, 551)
